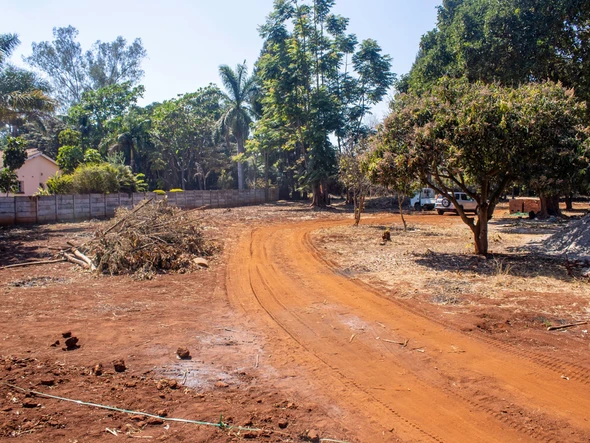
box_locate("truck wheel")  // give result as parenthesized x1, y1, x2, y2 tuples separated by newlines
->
(414, 202, 421, 211)
(437, 209, 444, 215)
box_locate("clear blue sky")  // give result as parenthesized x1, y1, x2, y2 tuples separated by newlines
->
(2, 0, 441, 118)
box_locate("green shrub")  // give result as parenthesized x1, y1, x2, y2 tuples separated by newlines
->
(83, 148, 103, 164)
(169, 188, 184, 193)
(153, 190, 166, 195)
(46, 173, 74, 194)
(56, 145, 84, 173)
(71, 163, 120, 194)
(115, 165, 147, 193)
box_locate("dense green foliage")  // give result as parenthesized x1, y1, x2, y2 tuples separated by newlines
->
(3, 0, 589, 215)
(371, 78, 590, 254)
(218, 63, 258, 191)
(0, 136, 28, 194)
(254, 0, 394, 205)
(402, 0, 590, 104)
(0, 33, 55, 132)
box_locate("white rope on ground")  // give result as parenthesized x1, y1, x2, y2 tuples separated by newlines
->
(2, 382, 350, 442)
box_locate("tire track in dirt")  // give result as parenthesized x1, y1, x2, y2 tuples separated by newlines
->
(227, 218, 590, 442)
(303, 219, 590, 387)
(252, 265, 445, 443)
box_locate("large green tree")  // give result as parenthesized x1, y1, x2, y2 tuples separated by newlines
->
(0, 136, 27, 194)
(150, 86, 225, 190)
(26, 26, 147, 109)
(374, 78, 589, 255)
(0, 33, 55, 134)
(403, 0, 590, 104)
(67, 81, 144, 152)
(255, 0, 393, 206)
(218, 63, 258, 191)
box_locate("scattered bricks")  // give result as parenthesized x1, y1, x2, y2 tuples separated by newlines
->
(64, 336, 79, 350)
(146, 417, 164, 426)
(509, 198, 541, 214)
(93, 363, 103, 376)
(156, 409, 168, 417)
(215, 381, 229, 388)
(156, 379, 178, 390)
(176, 347, 191, 359)
(113, 359, 126, 372)
(39, 378, 55, 386)
(306, 429, 320, 443)
(22, 402, 39, 408)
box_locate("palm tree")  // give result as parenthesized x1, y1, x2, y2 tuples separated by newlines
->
(0, 33, 55, 133)
(218, 62, 257, 191)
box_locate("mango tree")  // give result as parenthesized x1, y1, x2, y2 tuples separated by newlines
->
(375, 78, 589, 255)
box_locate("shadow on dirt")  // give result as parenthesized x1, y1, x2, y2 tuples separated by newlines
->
(414, 251, 571, 281)
(490, 217, 576, 236)
(0, 224, 92, 266)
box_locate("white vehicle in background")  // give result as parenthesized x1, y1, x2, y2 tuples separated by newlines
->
(435, 192, 478, 215)
(410, 188, 436, 211)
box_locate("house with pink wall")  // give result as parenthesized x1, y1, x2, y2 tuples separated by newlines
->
(0, 149, 60, 195)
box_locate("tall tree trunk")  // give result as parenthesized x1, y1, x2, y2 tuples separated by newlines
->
(470, 205, 489, 255)
(311, 182, 326, 207)
(354, 192, 365, 226)
(264, 151, 269, 202)
(237, 137, 245, 191)
(540, 195, 561, 217)
(565, 194, 573, 211)
(129, 146, 135, 173)
(398, 193, 407, 231)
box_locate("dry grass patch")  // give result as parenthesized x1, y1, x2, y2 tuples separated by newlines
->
(311, 218, 590, 319)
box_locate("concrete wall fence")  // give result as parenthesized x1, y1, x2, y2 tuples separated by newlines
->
(0, 188, 279, 226)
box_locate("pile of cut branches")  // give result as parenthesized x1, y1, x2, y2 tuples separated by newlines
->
(81, 199, 216, 279)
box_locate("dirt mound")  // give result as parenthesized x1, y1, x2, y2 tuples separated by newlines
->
(542, 214, 590, 262)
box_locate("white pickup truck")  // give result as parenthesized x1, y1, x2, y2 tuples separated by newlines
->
(410, 188, 436, 211)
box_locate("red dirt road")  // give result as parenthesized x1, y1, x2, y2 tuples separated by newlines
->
(227, 215, 590, 442)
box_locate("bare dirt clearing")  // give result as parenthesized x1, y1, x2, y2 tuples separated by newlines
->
(311, 208, 590, 363)
(0, 203, 352, 442)
(1, 201, 589, 442)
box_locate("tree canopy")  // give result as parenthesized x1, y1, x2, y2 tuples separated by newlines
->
(254, 0, 394, 206)
(371, 78, 590, 255)
(26, 26, 147, 109)
(402, 0, 590, 104)
(0, 33, 55, 133)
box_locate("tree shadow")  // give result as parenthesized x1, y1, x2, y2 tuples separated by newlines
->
(489, 218, 569, 236)
(414, 250, 571, 282)
(0, 224, 91, 267)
